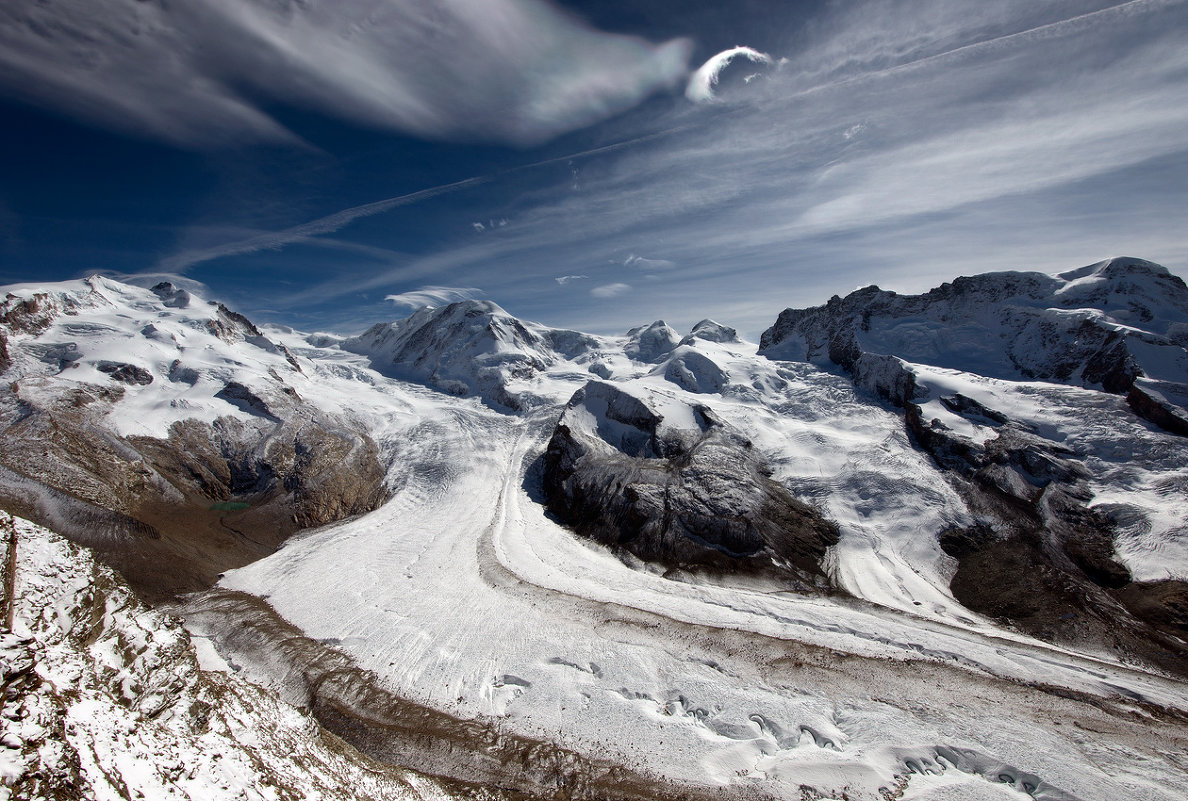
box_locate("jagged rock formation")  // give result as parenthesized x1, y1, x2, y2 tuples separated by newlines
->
(543, 381, 838, 585)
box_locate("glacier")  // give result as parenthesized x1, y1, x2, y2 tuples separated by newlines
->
(2, 258, 1187, 800)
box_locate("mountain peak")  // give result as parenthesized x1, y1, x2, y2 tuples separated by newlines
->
(343, 301, 578, 408)
(625, 320, 680, 363)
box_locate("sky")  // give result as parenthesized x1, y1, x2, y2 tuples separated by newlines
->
(1, 0, 1186, 339)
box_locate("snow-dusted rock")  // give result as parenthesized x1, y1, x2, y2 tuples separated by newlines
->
(0, 277, 387, 599)
(0, 511, 462, 801)
(761, 259, 1188, 666)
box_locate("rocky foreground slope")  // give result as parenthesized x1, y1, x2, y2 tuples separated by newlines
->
(0, 511, 471, 801)
(2, 258, 1188, 800)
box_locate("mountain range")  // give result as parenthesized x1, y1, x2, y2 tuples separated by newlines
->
(2, 257, 1187, 801)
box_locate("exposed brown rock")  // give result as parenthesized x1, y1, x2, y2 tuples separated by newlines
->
(543, 382, 838, 587)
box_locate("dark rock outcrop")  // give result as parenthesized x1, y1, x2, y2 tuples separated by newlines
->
(97, 360, 154, 385)
(151, 281, 192, 308)
(543, 382, 838, 586)
(207, 302, 263, 342)
(910, 385, 1188, 671)
(1127, 380, 1188, 437)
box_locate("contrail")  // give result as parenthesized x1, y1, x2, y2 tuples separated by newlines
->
(156, 126, 691, 274)
(790, 0, 1166, 100)
(157, 176, 490, 273)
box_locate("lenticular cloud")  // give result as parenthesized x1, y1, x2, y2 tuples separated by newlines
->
(386, 287, 484, 310)
(686, 46, 773, 102)
(0, 0, 691, 148)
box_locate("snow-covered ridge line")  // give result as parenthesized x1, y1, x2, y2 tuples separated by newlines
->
(759, 256, 1188, 415)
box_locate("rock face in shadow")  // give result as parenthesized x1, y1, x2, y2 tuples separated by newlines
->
(892, 368, 1186, 673)
(543, 381, 838, 587)
(0, 378, 388, 602)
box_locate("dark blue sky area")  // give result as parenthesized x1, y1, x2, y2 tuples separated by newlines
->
(1, 0, 1185, 337)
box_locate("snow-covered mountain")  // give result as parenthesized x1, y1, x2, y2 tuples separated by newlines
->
(3, 260, 1188, 801)
(341, 299, 603, 409)
(0, 276, 388, 599)
(760, 256, 1188, 431)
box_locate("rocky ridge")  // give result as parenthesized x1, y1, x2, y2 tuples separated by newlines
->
(760, 256, 1188, 669)
(543, 381, 838, 584)
(759, 256, 1188, 433)
(0, 277, 387, 600)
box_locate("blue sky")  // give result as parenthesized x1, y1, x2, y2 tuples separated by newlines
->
(1, 0, 1186, 338)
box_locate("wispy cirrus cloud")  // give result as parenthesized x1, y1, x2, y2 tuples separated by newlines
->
(0, 0, 691, 148)
(157, 177, 487, 273)
(132, 0, 1188, 341)
(624, 254, 676, 270)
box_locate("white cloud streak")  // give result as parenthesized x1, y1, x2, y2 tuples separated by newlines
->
(385, 286, 484, 310)
(158, 177, 487, 273)
(336, 0, 1187, 337)
(624, 254, 676, 270)
(591, 283, 631, 298)
(112, 0, 1188, 341)
(0, 0, 691, 148)
(555, 275, 589, 285)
